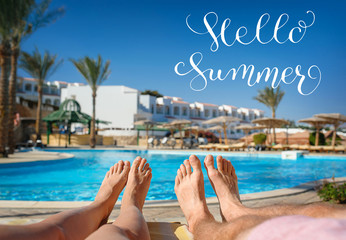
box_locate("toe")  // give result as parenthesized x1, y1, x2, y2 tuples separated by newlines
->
(204, 155, 215, 171)
(189, 155, 202, 172)
(106, 170, 110, 178)
(143, 163, 150, 172)
(145, 167, 152, 177)
(123, 161, 131, 173)
(177, 169, 183, 180)
(139, 158, 147, 171)
(110, 165, 115, 174)
(216, 155, 223, 172)
(223, 158, 228, 173)
(184, 159, 192, 175)
(175, 175, 180, 186)
(227, 161, 232, 174)
(117, 160, 124, 173)
(131, 156, 142, 172)
(180, 164, 187, 176)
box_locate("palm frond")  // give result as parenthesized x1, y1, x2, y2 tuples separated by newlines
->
(70, 55, 111, 93)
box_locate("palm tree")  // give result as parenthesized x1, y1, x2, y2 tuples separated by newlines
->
(19, 48, 62, 140)
(0, 0, 23, 156)
(7, 0, 64, 153)
(254, 86, 285, 144)
(70, 55, 110, 148)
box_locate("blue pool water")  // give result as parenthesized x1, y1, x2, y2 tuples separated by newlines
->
(0, 150, 345, 201)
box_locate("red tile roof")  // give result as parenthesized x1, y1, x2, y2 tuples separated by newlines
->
(197, 102, 219, 107)
(172, 100, 189, 104)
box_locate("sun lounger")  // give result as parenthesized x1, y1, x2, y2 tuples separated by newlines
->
(272, 144, 289, 151)
(298, 145, 310, 151)
(148, 222, 193, 240)
(334, 146, 345, 153)
(215, 144, 231, 151)
(309, 146, 323, 152)
(198, 144, 215, 151)
(229, 142, 245, 151)
(288, 144, 300, 150)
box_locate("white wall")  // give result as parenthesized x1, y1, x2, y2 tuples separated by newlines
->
(61, 85, 139, 129)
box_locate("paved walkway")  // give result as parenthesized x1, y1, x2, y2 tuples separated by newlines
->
(1, 177, 345, 226)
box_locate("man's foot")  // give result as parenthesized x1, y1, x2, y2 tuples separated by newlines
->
(174, 155, 214, 233)
(204, 155, 248, 222)
(121, 157, 152, 211)
(95, 160, 131, 221)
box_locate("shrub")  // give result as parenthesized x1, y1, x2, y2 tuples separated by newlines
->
(309, 132, 325, 145)
(253, 133, 266, 145)
(318, 180, 346, 204)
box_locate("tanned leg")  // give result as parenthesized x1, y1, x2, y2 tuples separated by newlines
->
(87, 156, 152, 240)
(0, 160, 131, 240)
(205, 155, 346, 221)
(175, 155, 271, 240)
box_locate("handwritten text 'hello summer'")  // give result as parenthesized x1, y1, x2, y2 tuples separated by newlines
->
(174, 11, 321, 95)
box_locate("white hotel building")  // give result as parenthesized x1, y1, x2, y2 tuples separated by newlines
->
(61, 85, 264, 139)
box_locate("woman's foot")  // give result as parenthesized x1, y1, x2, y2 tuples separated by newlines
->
(204, 155, 248, 222)
(174, 155, 214, 233)
(121, 156, 152, 211)
(94, 160, 131, 221)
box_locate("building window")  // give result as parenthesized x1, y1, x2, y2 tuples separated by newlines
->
(189, 108, 194, 117)
(34, 85, 38, 92)
(205, 109, 210, 117)
(232, 111, 236, 117)
(151, 104, 154, 114)
(182, 107, 188, 116)
(54, 99, 60, 106)
(25, 83, 32, 91)
(212, 110, 217, 117)
(225, 111, 228, 116)
(242, 113, 246, 120)
(173, 106, 180, 116)
(165, 106, 170, 115)
(197, 109, 201, 117)
(51, 85, 58, 95)
(156, 105, 163, 114)
(45, 99, 51, 105)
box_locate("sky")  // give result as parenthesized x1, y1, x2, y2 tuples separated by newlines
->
(19, 0, 346, 121)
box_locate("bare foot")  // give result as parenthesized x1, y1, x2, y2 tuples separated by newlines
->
(121, 157, 152, 211)
(95, 160, 130, 220)
(174, 155, 214, 233)
(204, 155, 248, 222)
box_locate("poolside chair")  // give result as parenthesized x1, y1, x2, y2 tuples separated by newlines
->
(334, 146, 345, 153)
(288, 144, 300, 150)
(272, 144, 289, 151)
(229, 142, 245, 151)
(309, 145, 323, 152)
(322, 146, 334, 153)
(298, 145, 310, 151)
(148, 137, 155, 147)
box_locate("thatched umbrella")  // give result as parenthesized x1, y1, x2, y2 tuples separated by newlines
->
(235, 125, 255, 145)
(252, 118, 289, 144)
(167, 119, 192, 148)
(185, 125, 204, 138)
(314, 113, 346, 147)
(298, 117, 331, 146)
(207, 125, 224, 144)
(203, 116, 241, 145)
(134, 120, 156, 149)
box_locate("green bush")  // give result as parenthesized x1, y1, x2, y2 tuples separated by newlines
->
(253, 133, 266, 145)
(309, 132, 326, 146)
(318, 181, 346, 204)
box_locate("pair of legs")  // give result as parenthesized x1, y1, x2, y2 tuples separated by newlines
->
(0, 157, 152, 240)
(175, 155, 346, 240)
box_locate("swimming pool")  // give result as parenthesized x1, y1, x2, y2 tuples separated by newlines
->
(0, 149, 345, 201)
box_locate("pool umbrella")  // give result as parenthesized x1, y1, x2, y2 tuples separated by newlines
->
(134, 120, 156, 149)
(167, 119, 192, 149)
(298, 117, 331, 146)
(252, 118, 289, 145)
(235, 124, 255, 146)
(203, 116, 241, 145)
(314, 113, 346, 147)
(185, 125, 204, 138)
(207, 125, 224, 144)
